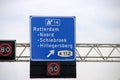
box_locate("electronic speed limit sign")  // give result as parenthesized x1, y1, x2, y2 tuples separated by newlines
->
(0, 43, 12, 56)
(47, 62, 60, 76)
(0, 40, 16, 60)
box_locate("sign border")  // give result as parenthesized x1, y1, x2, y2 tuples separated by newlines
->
(30, 16, 76, 61)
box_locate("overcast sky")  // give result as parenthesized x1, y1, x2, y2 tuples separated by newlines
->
(0, 0, 120, 43)
(0, 0, 120, 80)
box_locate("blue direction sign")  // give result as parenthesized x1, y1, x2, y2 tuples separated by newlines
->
(30, 16, 75, 61)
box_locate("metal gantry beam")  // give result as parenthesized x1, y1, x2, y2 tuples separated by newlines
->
(76, 43, 120, 62)
(1, 43, 120, 62)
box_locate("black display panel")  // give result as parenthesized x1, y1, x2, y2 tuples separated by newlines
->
(0, 40, 16, 60)
(30, 61, 76, 78)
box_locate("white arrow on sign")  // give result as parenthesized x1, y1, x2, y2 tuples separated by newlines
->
(47, 50, 55, 58)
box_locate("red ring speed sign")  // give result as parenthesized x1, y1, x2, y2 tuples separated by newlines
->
(0, 43, 12, 56)
(47, 62, 60, 76)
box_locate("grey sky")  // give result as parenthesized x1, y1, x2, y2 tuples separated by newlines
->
(0, 0, 120, 43)
(0, 0, 120, 80)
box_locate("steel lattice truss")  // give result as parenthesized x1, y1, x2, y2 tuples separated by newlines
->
(76, 44, 120, 62)
(2, 43, 120, 62)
